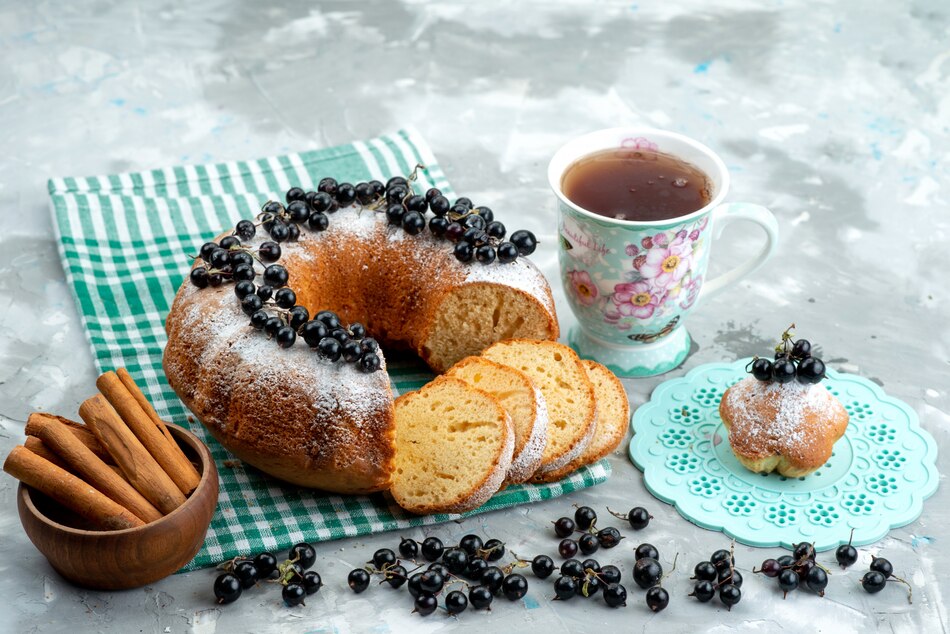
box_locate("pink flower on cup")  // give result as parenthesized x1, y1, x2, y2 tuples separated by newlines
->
(653, 233, 669, 247)
(612, 281, 666, 319)
(625, 244, 639, 256)
(636, 234, 693, 290)
(568, 270, 599, 306)
(641, 236, 653, 249)
(689, 229, 700, 241)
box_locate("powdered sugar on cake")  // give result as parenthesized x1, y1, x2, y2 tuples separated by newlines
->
(721, 376, 839, 457)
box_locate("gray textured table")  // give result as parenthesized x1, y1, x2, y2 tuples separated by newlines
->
(1, 1, 947, 632)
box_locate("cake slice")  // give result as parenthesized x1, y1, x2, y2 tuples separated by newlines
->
(445, 356, 547, 485)
(481, 340, 596, 475)
(533, 360, 630, 482)
(391, 377, 514, 515)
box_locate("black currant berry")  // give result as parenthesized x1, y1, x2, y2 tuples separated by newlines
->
(263, 264, 288, 287)
(453, 242, 475, 263)
(600, 565, 621, 585)
(429, 195, 450, 216)
(633, 558, 662, 589)
(371, 548, 397, 569)
(482, 538, 505, 561)
(502, 574, 528, 600)
(693, 561, 718, 581)
(274, 287, 296, 309)
(275, 326, 296, 348)
(360, 353, 381, 373)
(578, 533, 599, 555)
(474, 206, 493, 222)
(250, 310, 269, 330)
(282, 582, 306, 607)
(635, 543, 659, 562)
(751, 357, 773, 381)
(384, 564, 407, 589)
(553, 575, 577, 600)
(213, 573, 242, 604)
(289, 542, 316, 570)
(445, 589, 468, 615)
(308, 212, 329, 232)
(510, 229, 537, 255)
(469, 585, 494, 610)
(772, 357, 797, 383)
(836, 544, 858, 569)
(869, 556, 894, 578)
(462, 214, 486, 230)
(199, 241, 218, 261)
(235, 219, 256, 241)
(778, 569, 800, 598)
(413, 592, 437, 615)
(418, 569, 445, 594)
(347, 568, 370, 593)
(804, 566, 828, 595)
(531, 555, 555, 579)
(341, 340, 362, 363)
(315, 310, 340, 329)
(603, 582, 627, 607)
(253, 552, 277, 579)
(421, 536, 444, 561)
(232, 263, 255, 282)
(288, 305, 309, 329)
(442, 548, 469, 574)
(190, 267, 209, 288)
(793, 542, 816, 562)
(301, 320, 327, 347)
(496, 242, 519, 263)
(797, 357, 826, 384)
(689, 580, 715, 602)
(597, 526, 623, 548)
(286, 200, 310, 223)
(480, 566, 504, 594)
(645, 585, 669, 612)
(398, 537, 418, 559)
(475, 245, 496, 265)
(719, 583, 741, 609)
(402, 211, 426, 235)
(464, 558, 488, 581)
(574, 506, 597, 530)
(317, 337, 341, 361)
(861, 570, 887, 593)
(335, 182, 356, 206)
(561, 559, 584, 579)
(269, 222, 290, 242)
(553, 517, 575, 538)
(209, 248, 230, 269)
(710, 549, 733, 571)
(558, 538, 579, 559)
(233, 560, 259, 588)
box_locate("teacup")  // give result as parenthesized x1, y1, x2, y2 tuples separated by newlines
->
(548, 128, 779, 377)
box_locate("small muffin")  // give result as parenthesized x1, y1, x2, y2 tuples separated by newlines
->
(719, 377, 848, 477)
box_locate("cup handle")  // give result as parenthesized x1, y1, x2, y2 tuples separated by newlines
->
(698, 202, 779, 300)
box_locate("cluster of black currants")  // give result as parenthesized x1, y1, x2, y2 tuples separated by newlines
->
(689, 544, 742, 610)
(631, 542, 671, 612)
(347, 534, 528, 617)
(547, 555, 628, 608)
(836, 537, 913, 604)
(189, 227, 279, 290)
(747, 324, 826, 385)
(552, 506, 626, 558)
(753, 542, 828, 599)
(212, 542, 322, 607)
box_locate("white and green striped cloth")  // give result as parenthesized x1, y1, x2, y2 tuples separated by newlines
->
(47, 129, 609, 571)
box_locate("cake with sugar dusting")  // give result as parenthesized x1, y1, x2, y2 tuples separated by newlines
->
(718, 377, 849, 478)
(163, 177, 558, 494)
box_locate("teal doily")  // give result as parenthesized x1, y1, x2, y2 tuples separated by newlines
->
(628, 360, 939, 551)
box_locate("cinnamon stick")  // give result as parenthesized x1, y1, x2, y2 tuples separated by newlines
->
(24, 436, 70, 470)
(30, 414, 163, 523)
(26, 413, 114, 465)
(3, 445, 144, 530)
(97, 371, 200, 495)
(115, 368, 180, 450)
(79, 395, 186, 515)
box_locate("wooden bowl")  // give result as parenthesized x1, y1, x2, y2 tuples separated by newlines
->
(16, 422, 218, 590)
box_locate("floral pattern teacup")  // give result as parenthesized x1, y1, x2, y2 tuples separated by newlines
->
(549, 128, 779, 377)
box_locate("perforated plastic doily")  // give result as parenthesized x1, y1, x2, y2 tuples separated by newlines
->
(628, 360, 939, 551)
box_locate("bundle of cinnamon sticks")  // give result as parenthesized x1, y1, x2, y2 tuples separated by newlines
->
(3, 369, 201, 530)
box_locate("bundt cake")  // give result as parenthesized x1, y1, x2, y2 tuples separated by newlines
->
(163, 180, 558, 494)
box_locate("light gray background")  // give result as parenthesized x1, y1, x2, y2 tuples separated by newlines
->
(0, 1, 947, 632)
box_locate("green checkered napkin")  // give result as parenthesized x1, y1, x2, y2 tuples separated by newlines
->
(48, 129, 610, 571)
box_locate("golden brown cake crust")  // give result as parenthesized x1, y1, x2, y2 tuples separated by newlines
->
(719, 377, 849, 478)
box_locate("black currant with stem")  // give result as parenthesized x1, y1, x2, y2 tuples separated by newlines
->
(835, 529, 858, 569)
(608, 506, 653, 530)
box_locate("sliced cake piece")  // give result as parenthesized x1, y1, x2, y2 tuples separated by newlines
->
(481, 339, 596, 475)
(391, 377, 514, 515)
(445, 356, 547, 485)
(533, 360, 630, 483)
